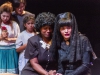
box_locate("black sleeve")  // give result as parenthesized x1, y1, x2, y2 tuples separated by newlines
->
(67, 51, 91, 75)
(24, 36, 39, 59)
(66, 36, 92, 75)
(57, 50, 64, 74)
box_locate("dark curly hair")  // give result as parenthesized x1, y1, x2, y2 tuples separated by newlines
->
(35, 12, 55, 32)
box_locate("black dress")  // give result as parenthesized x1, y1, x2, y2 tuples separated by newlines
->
(57, 34, 92, 75)
(21, 35, 57, 75)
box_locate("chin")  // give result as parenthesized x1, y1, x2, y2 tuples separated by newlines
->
(18, 12, 22, 15)
(45, 35, 51, 38)
(45, 36, 50, 38)
(3, 21, 7, 23)
(64, 37, 70, 39)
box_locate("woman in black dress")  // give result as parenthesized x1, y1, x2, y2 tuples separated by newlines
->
(21, 12, 57, 75)
(52, 12, 96, 75)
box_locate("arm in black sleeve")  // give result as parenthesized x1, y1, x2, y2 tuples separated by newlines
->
(68, 36, 93, 75)
(73, 51, 91, 75)
(67, 51, 91, 75)
(24, 36, 39, 59)
(57, 50, 64, 74)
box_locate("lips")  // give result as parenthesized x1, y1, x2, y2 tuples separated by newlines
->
(45, 33, 51, 37)
(65, 34, 70, 36)
(3, 21, 8, 23)
(46, 34, 50, 36)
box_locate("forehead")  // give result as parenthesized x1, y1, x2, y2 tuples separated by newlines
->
(42, 25, 52, 28)
(26, 19, 34, 22)
(60, 24, 72, 28)
(1, 12, 10, 15)
(19, 2, 25, 7)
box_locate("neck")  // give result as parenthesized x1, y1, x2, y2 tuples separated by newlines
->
(17, 11, 25, 15)
(3, 21, 10, 25)
(42, 37, 51, 44)
(26, 30, 33, 33)
(64, 38, 69, 41)
(64, 38, 70, 45)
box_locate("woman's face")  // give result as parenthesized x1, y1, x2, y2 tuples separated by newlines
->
(15, 3, 25, 15)
(1, 12, 10, 23)
(40, 25, 53, 38)
(60, 25, 72, 40)
(24, 19, 34, 33)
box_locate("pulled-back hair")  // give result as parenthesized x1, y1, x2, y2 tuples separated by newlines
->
(35, 12, 55, 32)
(23, 15, 35, 24)
(23, 14, 35, 30)
(0, 2, 13, 14)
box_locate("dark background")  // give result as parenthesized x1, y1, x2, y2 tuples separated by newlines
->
(1, 0, 100, 74)
(1, 0, 100, 57)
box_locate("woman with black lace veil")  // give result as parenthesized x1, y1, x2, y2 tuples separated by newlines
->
(52, 12, 97, 75)
(21, 12, 57, 75)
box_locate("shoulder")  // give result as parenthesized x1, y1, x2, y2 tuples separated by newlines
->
(79, 33, 89, 41)
(12, 21, 19, 28)
(12, 11, 16, 15)
(12, 21, 18, 25)
(19, 30, 26, 36)
(28, 35, 41, 44)
(29, 35, 40, 41)
(25, 11, 35, 17)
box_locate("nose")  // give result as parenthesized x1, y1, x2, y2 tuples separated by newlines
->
(47, 29, 51, 32)
(18, 8, 21, 11)
(30, 24, 34, 27)
(65, 29, 68, 32)
(4, 17, 7, 20)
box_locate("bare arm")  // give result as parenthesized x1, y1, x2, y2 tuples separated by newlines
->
(7, 38, 17, 43)
(16, 44, 27, 52)
(30, 57, 48, 75)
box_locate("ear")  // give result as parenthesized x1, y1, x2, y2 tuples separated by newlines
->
(24, 24, 26, 27)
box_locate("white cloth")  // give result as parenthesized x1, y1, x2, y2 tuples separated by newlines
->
(0, 21, 20, 38)
(0, 41, 9, 45)
(0, 40, 14, 45)
(15, 30, 35, 74)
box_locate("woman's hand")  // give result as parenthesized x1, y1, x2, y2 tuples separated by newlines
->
(56, 73, 62, 75)
(7, 38, 17, 43)
(48, 70, 56, 75)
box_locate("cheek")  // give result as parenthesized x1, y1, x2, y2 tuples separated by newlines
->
(31, 24, 34, 27)
(16, 9, 21, 13)
(24, 24, 29, 28)
(48, 29, 53, 33)
(7, 17, 10, 20)
(1, 16, 3, 20)
(1, 32, 5, 36)
(16, 9, 19, 12)
(60, 30, 64, 36)
(41, 30, 46, 35)
(69, 29, 72, 34)
(41, 30, 45, 33)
